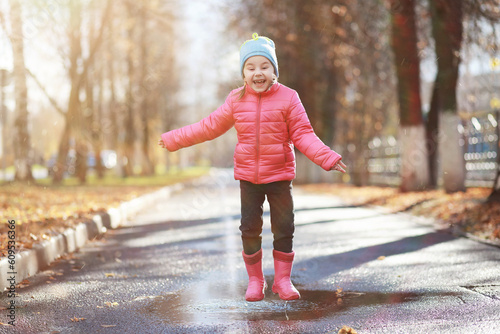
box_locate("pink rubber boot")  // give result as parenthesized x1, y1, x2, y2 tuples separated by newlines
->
(242, 249, 267, 301)
(272, 249, 301, 300)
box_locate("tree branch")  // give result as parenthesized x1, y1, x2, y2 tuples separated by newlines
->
(75, 0, 113, 91)
(0, 9, 8, 35)
(25, 67, 66, 116)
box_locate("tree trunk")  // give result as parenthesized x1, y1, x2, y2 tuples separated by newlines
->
(75, 140, 88, 184)
(426, 83, 440, 188)
(51, 0, 111, 184)
(429, 0, 465, 193)
(139, 3, 154, 176)
(53, 1, 83, 184)
(10, 0, 33, 182)
(94, 62, 105, 179)
(86, 11, 105, 181)
(105, 7, 122, 177)
(488, 110, 500, 202)
(390, 0, 429, 191)
(122, 3, 136, 177)
(399, 125, 430, 192)
(0, 70, 8, 180)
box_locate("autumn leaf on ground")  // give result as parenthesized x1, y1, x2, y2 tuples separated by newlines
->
(377, 256, 386, 260)
(104, 302, 119, 307)
(70, 316, 86, 322)
(0, 182, 177, 260)
(302, 185, 499, 242)
(338, 326, 358, 334)
(0, 322, 14, 327)
(105, 273, 115, 278)
(17, 279, 30, 288)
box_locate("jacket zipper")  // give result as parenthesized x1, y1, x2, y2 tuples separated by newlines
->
(255, 94, 262, 183)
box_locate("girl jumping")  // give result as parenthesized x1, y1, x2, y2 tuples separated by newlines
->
(159, 33, 346, 301)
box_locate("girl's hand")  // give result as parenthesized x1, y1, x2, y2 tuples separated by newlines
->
(331, 160, 347, 173)
(158, 138, 166, 149)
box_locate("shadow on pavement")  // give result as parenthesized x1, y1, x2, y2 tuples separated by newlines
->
(294, 231, 457, 280)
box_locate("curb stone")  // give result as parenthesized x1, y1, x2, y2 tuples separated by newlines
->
(0, 182, 184, 292)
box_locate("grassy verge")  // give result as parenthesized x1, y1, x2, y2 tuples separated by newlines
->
(0, 167, 210, 258)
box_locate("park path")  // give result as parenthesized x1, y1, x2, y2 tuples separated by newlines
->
(1, 169, 499, 333)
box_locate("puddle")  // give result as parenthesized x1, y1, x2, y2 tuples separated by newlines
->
(137, 282, 459, 324)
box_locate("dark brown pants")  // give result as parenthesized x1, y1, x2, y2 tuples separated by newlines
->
(239, 180, 295, 255)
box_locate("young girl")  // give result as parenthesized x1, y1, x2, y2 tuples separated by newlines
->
(158, 33, 346, 302)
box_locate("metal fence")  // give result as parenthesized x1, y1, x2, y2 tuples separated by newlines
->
(367, 110, 499, 188)
(367, 135, 400, 186)
(462, 111, 499, 187)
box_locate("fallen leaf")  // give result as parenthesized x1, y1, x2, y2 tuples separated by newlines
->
(377, 256, 386, 260)
(338, 326, 358, 334)
(104, 302, 119, 307)
(105, 273, 115, 278)
(101, 325, 117, 328)
(70, 316, 86, 322)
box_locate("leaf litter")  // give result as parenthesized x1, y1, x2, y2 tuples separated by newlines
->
(301, 184, 499, 243)
(0, 184, 164, 259)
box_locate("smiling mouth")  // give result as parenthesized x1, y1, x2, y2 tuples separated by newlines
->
(254, 79, 265, 85)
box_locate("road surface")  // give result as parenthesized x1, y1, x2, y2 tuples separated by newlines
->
(1, 169, 500, 333)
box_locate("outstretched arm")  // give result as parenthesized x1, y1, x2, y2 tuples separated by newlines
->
(159, 94, 235, 152)
(287, 91, 344, 171)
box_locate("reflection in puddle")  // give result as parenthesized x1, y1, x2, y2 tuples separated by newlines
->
(138, 282, 458, 324)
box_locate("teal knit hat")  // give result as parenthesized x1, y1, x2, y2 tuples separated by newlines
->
(240, 33, 279, 78)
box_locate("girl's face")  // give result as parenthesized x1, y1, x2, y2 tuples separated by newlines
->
(243, 56, 275, 93)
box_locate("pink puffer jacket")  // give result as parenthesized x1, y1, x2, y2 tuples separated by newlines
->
(161, 83, 341, 184)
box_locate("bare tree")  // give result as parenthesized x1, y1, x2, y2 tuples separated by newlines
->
(340, 1, 396, 186)
(52, 0, 112, 184)
(426, 0, 466, 193)
(462, 0, 500, 200)
(389, 0, 430, 191)
(9, 0, 33, 182)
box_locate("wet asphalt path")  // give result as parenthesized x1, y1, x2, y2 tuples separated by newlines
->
(1, 169, 500, 333)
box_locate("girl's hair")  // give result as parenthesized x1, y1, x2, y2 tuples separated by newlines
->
(235, 74, 278, 100)
(237, 83, 247, 100)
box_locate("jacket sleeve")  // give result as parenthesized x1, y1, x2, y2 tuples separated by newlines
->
(161, 93, 235, 152)
(286, 91, 342, 171)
